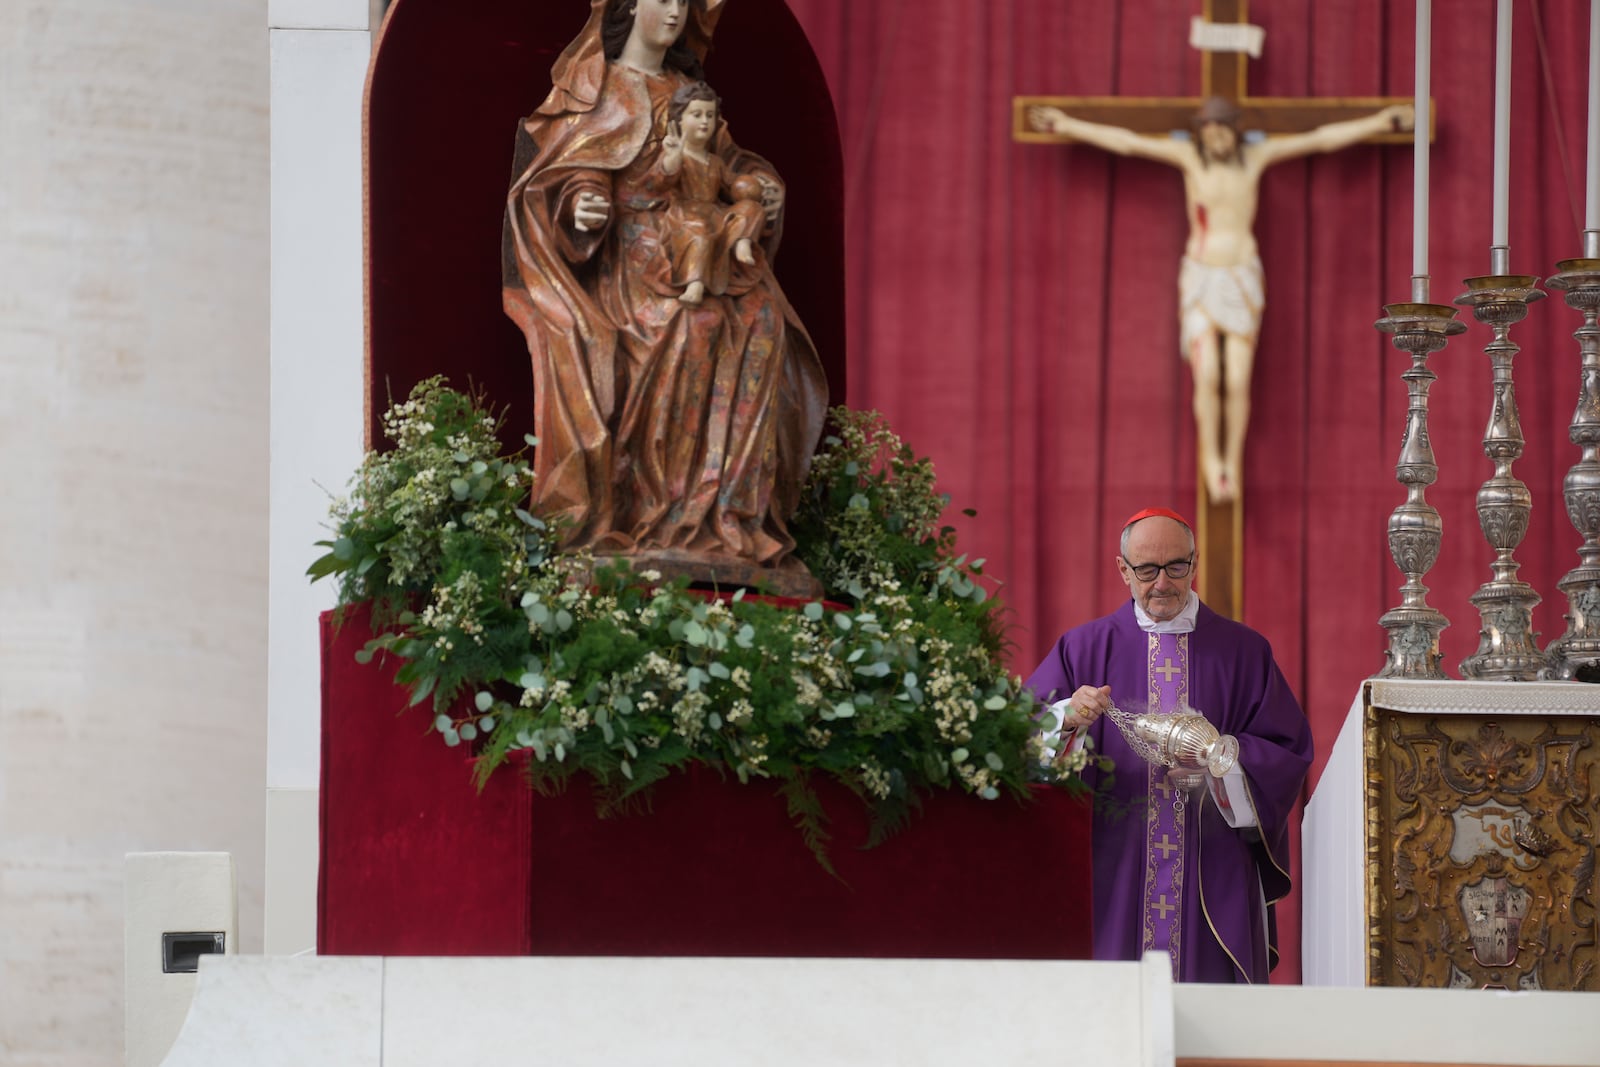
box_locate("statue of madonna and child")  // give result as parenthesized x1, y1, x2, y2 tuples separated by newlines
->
(501, 0, 829, 597)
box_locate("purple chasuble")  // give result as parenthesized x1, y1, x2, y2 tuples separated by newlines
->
(1027, 601, 1313, 983)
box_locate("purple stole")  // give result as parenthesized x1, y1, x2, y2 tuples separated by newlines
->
(1140, 631, 1188, 978)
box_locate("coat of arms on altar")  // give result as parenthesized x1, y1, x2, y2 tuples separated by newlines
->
(1457, 875, 1531, 968)
(1448, 801, 1540, 870)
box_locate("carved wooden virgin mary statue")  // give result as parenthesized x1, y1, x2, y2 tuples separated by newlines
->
(501, 0, 829, 596)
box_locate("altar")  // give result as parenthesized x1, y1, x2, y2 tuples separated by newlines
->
(1304, 678, 1600, 989)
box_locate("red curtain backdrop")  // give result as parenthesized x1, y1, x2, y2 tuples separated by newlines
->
(366, 0, 1598, 983)
(777, 0, 1597, 983)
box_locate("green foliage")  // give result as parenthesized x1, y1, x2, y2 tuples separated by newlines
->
(311, 380, 1087, 862)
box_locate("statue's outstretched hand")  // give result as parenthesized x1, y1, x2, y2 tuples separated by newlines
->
(1028, 105, 1069, 134)
(572, 190, 611, 233)
(1385, 103, 1416, 132)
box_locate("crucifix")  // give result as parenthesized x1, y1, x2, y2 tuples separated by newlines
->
(1014, 0, 1424, 620)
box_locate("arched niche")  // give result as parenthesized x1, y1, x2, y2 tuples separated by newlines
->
(364, 0, 846, 451)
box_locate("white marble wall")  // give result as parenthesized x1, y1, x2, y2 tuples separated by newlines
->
(0, 2, 270, 1064)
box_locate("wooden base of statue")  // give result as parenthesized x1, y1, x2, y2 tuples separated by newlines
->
(594, 550, 824, 600)
(1196, 472, 1244, 621)
(1361, 680, 1599, 989)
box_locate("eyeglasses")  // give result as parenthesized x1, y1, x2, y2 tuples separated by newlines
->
(1121, 554, 1194, 582)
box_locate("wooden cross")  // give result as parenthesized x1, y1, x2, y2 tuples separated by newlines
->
(1013, 0, 1422, 621)
(1156, 658, 1182, 683)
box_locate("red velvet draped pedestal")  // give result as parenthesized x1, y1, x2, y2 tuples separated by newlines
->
(318, 606, 1093, 959)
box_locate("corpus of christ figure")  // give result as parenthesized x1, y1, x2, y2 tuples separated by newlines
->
(1028, 96, 1414, 503)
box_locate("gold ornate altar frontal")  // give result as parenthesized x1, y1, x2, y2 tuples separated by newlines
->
(1365, 680, 1599, 989)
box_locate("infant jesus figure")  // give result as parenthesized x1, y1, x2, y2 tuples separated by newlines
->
(656, 81, 768, 307)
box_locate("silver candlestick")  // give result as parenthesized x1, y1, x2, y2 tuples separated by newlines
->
(1374, 291, 1466, 679)
(1542, 249, 1600, 678)
(1454, 271, 1548, 680)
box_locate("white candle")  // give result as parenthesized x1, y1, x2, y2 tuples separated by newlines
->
(1587, 0, 1599, 233)
(1414, 0, 1430, 283)
(1493, 0, 1512, 254)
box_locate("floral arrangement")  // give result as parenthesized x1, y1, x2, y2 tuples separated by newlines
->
(311, 378, 1090, 864)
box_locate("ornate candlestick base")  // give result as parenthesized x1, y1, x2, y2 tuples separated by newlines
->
(1454, 275, 1548, 681)
(1373, 300, 1465, 679)
(1543, 258, 1600, 679)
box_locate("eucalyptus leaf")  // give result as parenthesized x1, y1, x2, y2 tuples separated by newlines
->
(983, 695, 1008, 711)
(459, 722, 478, 742)
(474, 691, 494, 712)
(441, 728, 461, 748)
(832, 702, 856, 719)
(708, 662, 731, 680)
(952, 747, 970, 763)
(450, 477, 470, 499)
(408, 674, 437, 707)
(985, 752, 1005, 771)
(834, 613, 853, 631)
(434, 714, 453, 732)
(479, 715, 495, 733)
(803, 601, 824, 622)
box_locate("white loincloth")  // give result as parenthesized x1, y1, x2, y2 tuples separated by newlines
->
(1178, 254, 1264, 358)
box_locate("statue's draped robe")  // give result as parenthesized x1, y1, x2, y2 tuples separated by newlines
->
(502, 29, 826, 566)
(1027, 601, 1312, 982)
